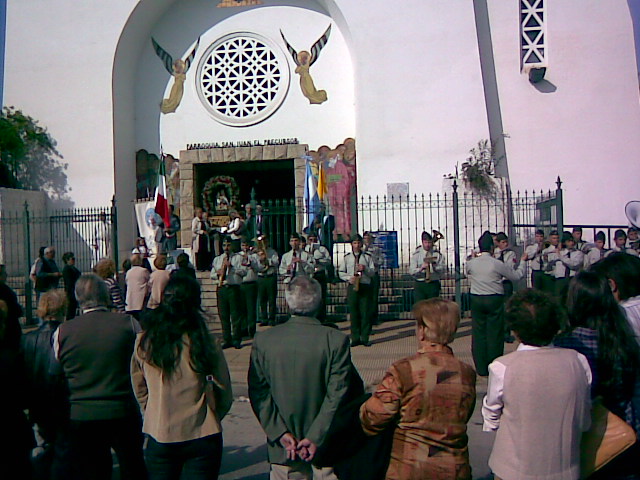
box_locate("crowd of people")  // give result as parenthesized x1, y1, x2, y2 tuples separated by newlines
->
(1, 220, 640, 480)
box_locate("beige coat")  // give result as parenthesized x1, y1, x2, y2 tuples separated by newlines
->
(131, 333, 233, 443)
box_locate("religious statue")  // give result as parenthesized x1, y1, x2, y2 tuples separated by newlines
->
(151, 37, 200, 114)
(281, 25, 331, 105)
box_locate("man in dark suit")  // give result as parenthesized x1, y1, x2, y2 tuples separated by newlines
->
(310, 203, 336, 257)
(248, 276, 351, 479)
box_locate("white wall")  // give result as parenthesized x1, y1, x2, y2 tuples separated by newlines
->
(488, 0, 640, 225)
(338, 0, 490, 197)
(136, 4, 355, 157)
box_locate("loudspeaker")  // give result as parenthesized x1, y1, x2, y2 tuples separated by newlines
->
(528, 66, 546, 84)
(625, 201, 640, 228)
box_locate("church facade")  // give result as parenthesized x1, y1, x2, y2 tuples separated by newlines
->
(3, 0, 640, 255)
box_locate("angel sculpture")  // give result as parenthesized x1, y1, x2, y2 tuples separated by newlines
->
(152, 37, 200, 114)
(281, 25, 332, 105)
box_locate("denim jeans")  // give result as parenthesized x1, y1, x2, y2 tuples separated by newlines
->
(145, 433, 223, 480)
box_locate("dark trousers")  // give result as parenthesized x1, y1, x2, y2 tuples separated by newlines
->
(257, 276, 277, 325)
(313, 272, 328, 322)
(347, 283, 371, 343)
(217, 285, 241, 344)
(370, 273, 381, 324)
(555, 277, 570, 308)
(541, 274, 555, 295)
(145, 433, 222, 480)
(68, 414, 146, 480)
(470, 294, 505, 376)
(413, 280, 441, 304)
(34, 422, 74, 480)
(531, 270, 545, 290)
(240, 282, 257, 337)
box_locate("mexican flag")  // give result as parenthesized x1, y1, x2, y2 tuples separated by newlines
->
(154, 157, 171, 229)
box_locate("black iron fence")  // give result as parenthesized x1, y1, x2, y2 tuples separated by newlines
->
(1, 202, 117, 321)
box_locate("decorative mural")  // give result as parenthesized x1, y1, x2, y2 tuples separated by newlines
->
(152, 37, 201, 114)
(306, 137, 357, 242)
(281, 25, 332, 105)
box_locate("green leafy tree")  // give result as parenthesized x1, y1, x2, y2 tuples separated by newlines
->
(0, 106, 70, 201)
(461, 139, 497, 197)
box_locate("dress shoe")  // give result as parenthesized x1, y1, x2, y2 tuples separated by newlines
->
(350, 339, 361, 347)
(234, 342, 242, 349)
(259, 321, 269, 327)
(361, 340, 371, 347)
(222, 342, 233, 349)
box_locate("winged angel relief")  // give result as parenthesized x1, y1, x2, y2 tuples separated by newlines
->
(152, 37, 200, 114)
(281, 25, 331, 105)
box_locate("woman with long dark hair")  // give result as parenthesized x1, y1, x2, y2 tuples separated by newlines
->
(555, 270, 640, 479)
(131, 276, 233, 480)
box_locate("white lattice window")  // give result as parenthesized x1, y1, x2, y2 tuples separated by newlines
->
(196, 32, 290, 126)
(520, 0, 546, 69)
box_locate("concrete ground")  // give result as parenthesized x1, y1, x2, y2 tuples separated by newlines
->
(216, 315, 517, 480)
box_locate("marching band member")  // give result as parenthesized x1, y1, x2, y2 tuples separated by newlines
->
(254, 235, 280, 327)
(237, 237, 259, 338)
(524, 229, 546, 290)
(541, 230, 560, 294)
(211, 238, 243, 349)
(363, 231, 384, 324)
(551, 231, 584, 305)
(279, 232, 315, 283)
(305, 232, 332, 322)
(572, 226, 587, 252)
(608, 229, 640, 257)
(628, 226, 640, 253)
(584, 231, 609, 268)
(410, 231, 446, 303)
(493, 232, 517, 342)
(339, 234, 375, 347)
(465, 231, 527, 376)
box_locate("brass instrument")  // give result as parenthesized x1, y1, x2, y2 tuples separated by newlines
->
(289, 249, 298, 278)
(218, 253, 229, 286)
(354, 253, 362, 292)
(423, 230, 444, 281)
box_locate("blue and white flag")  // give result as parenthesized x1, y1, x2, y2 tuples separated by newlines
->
(304, 156, 319, 230)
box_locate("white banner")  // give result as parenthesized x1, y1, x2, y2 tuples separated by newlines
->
(134, 201, 163, 254)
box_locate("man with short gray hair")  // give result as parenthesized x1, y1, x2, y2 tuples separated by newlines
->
(249, 276, 351, 480)
(52, 273, 146, 479)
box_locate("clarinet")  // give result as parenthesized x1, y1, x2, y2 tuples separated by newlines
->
(354, 253, 361, 292)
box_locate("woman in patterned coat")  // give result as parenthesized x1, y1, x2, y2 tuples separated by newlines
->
(359, 298, 477, 480)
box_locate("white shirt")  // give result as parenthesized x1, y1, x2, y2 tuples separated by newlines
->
(410, 247, 446, 281)
(482, 344, 592, 431)
(524, 244, 544, 271)
(621, 295, 640, 343)
(552, 248, 584, 278)
(607, 246, 640, 257)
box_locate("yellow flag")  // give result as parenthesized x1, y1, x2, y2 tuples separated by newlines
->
(317, 162, 327, 200)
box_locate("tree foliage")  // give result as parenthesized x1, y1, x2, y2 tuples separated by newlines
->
(461, 139, 497, 197)
(0, 106, 70, 200)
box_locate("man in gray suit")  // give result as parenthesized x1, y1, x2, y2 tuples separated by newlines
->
(248, 276, 352, 480)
